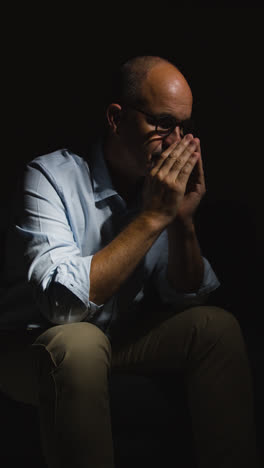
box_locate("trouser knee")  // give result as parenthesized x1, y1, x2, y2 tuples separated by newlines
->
(32, 322, 112, 399)
(185, 306, 246, 364)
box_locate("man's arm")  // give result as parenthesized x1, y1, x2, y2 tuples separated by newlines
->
(166, 138, 206, 293)
(167, 218, 204, 293)
(89, 213, 163, 305)
(90, 135, 201, 306)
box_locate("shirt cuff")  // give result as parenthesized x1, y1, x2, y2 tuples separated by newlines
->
(157, 257, 221, 305)
(36, 281, 104, 325)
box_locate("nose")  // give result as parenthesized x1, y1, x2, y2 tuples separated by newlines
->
(161, 126, 182, 151)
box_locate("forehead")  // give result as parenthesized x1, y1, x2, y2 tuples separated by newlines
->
(141, 63, 193, 120)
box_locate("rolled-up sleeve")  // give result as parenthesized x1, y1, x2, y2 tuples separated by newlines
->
(15, 162, 103, 325)
(152, 231, 220, 307)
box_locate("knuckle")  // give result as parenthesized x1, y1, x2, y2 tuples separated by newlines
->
(156, 172, 164, 182)
(188, 155, 197, 165)
(174, 162, 182, 172)
(160, 152, 168, 160)
(164, 176, 173, 187)
(174, 156, 182, 166)
(181, 166, 190, 175)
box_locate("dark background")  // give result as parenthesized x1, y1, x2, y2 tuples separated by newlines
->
(1, 6, 264, 465)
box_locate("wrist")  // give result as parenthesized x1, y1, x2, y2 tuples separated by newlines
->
(169, 216, 195, 234)
(138, 211, 168, 234)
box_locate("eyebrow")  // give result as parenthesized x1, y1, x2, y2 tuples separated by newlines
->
(156, 113, 175, 118)
(155, 113, 192, 124)
(149, 112, 180, 121)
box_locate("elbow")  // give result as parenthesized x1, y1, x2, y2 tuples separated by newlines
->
(38, 283, 91, 325)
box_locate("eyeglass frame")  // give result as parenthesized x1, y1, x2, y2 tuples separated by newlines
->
(123, 104, 194, 138)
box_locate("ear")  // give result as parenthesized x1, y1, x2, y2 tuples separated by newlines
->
(106, 103, 122, 134)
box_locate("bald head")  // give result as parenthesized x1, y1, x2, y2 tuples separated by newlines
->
(109, 55, 192, 112)
(141, 60, 193, 120)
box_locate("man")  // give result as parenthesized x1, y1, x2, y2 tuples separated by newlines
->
(0, 56, 260, 467)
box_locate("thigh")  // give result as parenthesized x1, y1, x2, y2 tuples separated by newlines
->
(111, 305, 235, 375)
(0, 322, 111, 407)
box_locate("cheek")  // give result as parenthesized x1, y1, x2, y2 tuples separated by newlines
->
(123, 125, 144, 149)
(147, 137, 163, 155)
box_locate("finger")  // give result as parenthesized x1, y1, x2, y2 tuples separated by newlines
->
(150, 140, 180, 176)
(165, 139, 198, 182)
(150, 134, 194, 176)
(169, 134, 195, 159)
(194, 140, 206, 186)
(176, 152, 199, 185)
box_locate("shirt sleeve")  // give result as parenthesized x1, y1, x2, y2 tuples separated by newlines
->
(15, 161, 103, 325)
(153, 231, 221, 308)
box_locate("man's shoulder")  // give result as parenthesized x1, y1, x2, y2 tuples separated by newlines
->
(29, 148, 89, 174)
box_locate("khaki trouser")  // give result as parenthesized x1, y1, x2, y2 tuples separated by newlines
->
(0, 306, 260, 467)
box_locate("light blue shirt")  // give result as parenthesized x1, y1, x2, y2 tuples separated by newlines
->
(0, 141, 220, 339)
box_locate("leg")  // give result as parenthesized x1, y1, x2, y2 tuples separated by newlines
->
(111, 306, 260, 468)
(32, 322, 114, 468)
(0, 323, 114, 468)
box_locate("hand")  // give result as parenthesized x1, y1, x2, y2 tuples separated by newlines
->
(175, 138, 206, 224)
(142, 134, 203, 229)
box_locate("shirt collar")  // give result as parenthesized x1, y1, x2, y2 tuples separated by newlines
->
(88, 140, 119, 202)
(87, 139, 143, 212)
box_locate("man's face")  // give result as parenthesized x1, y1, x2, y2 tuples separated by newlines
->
(117, 64, 193, 178)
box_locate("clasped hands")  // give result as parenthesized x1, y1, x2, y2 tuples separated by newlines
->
(142, 134, 206, 228)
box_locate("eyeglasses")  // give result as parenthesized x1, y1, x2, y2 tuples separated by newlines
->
(126, 105, 195, 138)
